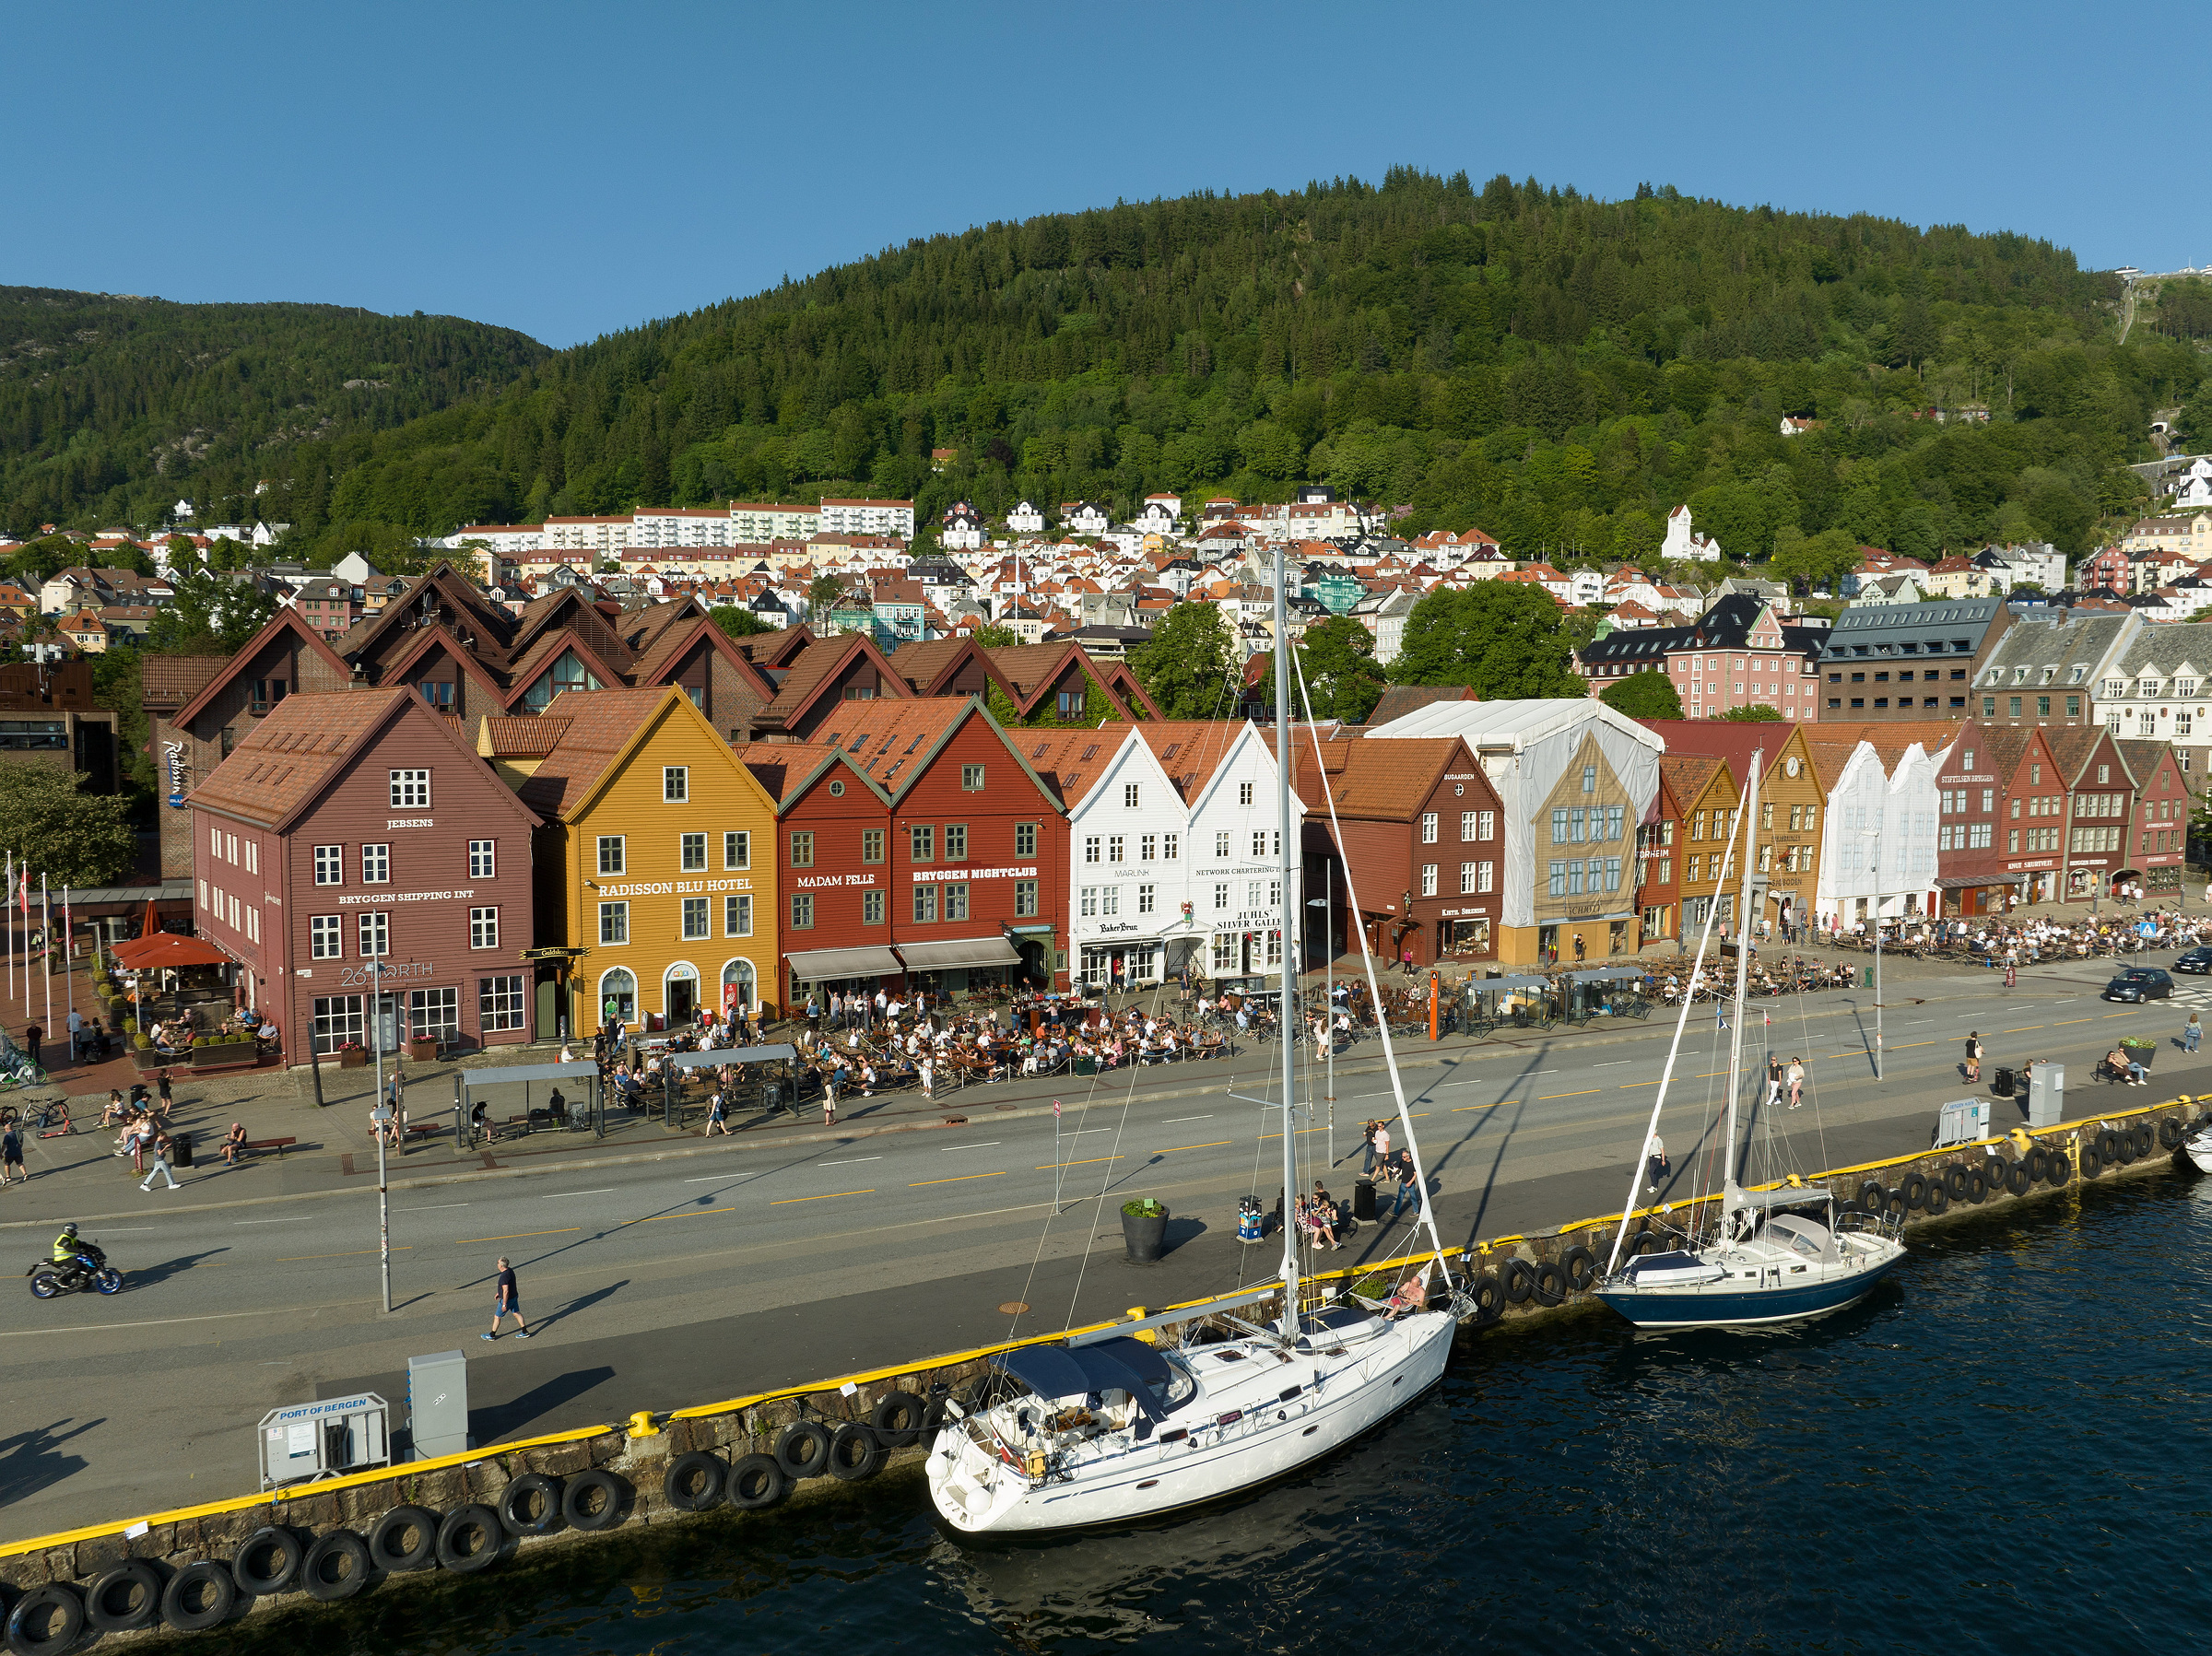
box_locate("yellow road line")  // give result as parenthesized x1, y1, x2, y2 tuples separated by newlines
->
(1538, 1089, 1600, 1099)
(769, 1190, 874, 1205)
(1453, 1102, 1498, 1112)
(1159, 1141, 1231, 1154)
(909, 1172, 1007, 1187)
(456, 1227, 580, 1243)
(640, 1207, 733, 1222)
(1038, 1156, 1123, 1170)
(1891, 1040, 1934, 1050)
(2002, 1026, 2044, 1033)
(277, 1248, 412, 1262)
(2053, 1017, 2095, 1026)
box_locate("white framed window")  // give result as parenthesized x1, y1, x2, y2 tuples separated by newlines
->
(724, 830, 749, 870)
(469, 840, 495, 878)
(358, 910, 389, 957)
(1084, 835, 1101, 864)
(1162, 833, 1179, 860)
(1478, 861, 1494, 893)
(682, 897, 710, 939)
(599, 901, 629, 945)
(479, 975, 526, 1033)
(1140, 834, 1156, 861)
(1421, 863, 1438, 896)
(1213, 881, 1229, 911)
(1100, 887, 1119, 916)
(1421, 813, 1438, 843)
(198, 878, 206, 910)
(1215, 831, 1230, 857)
(245, 840, 258, 875)
(313, 845, 343, 886)
(1460, 862, 1477, 894)
(724, 894, 752, 935)
(1109, 834, 1124, 862)
(680, 832, 707, 872)
(1478, 810, 1495, 840)
(1461, 811, 1477, 841)
(470, 907, 499, 948)
(1080, 887, 1098, 917)
(1246, 879, 1263, 909)
(311, 915, 342, 959)
(245, 906, 260, 944)
(598, 835, 625, 875)
(663, 766, 688, 802)
(389, 769, 430, 808)
(360, 844, 389, 884)
(1138, 883, 1156, 914)
(1124, 782, 1140, 808)
(1240, 781, 1253, 805)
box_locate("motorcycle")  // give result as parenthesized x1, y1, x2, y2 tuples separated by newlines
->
(28, 1245, 122, 1298)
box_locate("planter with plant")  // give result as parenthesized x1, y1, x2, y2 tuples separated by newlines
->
(2121, 1036, 2156, 1068)
(1121, 1197, 1170, 1263)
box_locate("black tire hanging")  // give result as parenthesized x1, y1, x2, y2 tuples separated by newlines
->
(83, 1562, 161, 1634)
(1898, 1170, 1929, 1210)
(2025, 1145, 2049, 1182)
(2159, 1118, 2185, 1151)
(434, 1505, 505, 1575)
(2097, 1129, 2123, 1167)
(1532, 1261, 1568, 1307)
(775, 1420, 832, 1479)
(300, 1531, 372, 1603)
(2045, 1149, 2072, 1184)
(232, 1525, 304, 1596)
(870, 1391, 927, 1449)
(562, 1469, 629, 1533)
(367, 1505, 440, 1573)
(1501, 1258, 1535, 1303)
(1944, 1166, 1971, 1203)
(1559, 1245, 1597, 1293)
(727, 1452, 789, 1510)
(1468, 1274, 1505, 1323)
(2114, 1129, 2138, 1166)
(1964, 1167, 1989, 1204)
(498, 1473, 564, 1536)
(1628, 1230, 1663, 1257)
(664, 1451, 726, 1511)
(1922, 1180, 1950, 1216)
(159, 1562, 235, 1634)
(7, 1583, 87, 1654)
(1858, 1179, 1888, 1213)
(1886, 1187, 1911, 1220)
(2005, 1161, 2033, 1197)
(2133, 1123, 2156, 1160)
(2082, 1145, 2103, 1180)
(828, 1424, 885, 1482)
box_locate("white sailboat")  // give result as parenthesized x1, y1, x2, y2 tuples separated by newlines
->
(925, 543, 1459, 1536)
(1595, 750, 1907, 1331)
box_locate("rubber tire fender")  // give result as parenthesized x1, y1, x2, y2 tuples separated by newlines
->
(159, 1561, 235, 1634)
(7, 1583, 86, 1655)
(664, 1451, 726, 1512)
(1628, 1229, 1663, 1258)
(828, 1423, 885, 1482)
(1921, 1180, 1950, 1216)
(1501, 1258, 1535, 1304)
(1885, 1187, 1911, 1221)
(434, 1504, 505, 1575)
(2133, 1123, 2156, 1160)
(870, 1390, 927, 1449)
(561, 1469, 629, 1533)
(2159, 1118, 2185, 1151)
(1897, 1170, 1929, 1211)
(2097, 1128, 2123, 1167)
(1531, 1261, 1568, 1307)
(367, 1504, 441, 1573)
(2081, 1145, 2103, 1180)
(2005, 1160, 2033, 1198)
(498, 1473, 563, 1537)
(2025, 1145, 2049, 1182)
(299, 1531, 371, 1603)
(2113, 1128, 2138, 1166)
(1468, 1274, 1505, 1324)
(1964, 1166, 1989, 1204)
(727, 1452, 789, 1510)
(232, 1524, 304, 1596)
(775, 1420, 832, 1480)
(1858, 1179, 1888, 1214)
(2045, 1149, 2072, 1184)
(1940, 1166, 1969, 1203)
(1559, 1245, 1597, 1294)
(84, 1560, 162, 1634)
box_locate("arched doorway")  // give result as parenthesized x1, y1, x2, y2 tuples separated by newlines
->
(721, 957, 758, 1014)
(664, 960, 700, 1028)
(596, 968, 637, 1032)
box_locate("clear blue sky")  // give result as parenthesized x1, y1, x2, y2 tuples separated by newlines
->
(5, 0, 2197, 349)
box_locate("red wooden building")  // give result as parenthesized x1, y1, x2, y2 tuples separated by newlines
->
(189, 689, 541, 1062)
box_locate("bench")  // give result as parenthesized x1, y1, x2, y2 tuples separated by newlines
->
(240, 1136, 297, 1160)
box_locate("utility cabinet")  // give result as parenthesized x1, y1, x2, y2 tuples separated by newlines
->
(257, 1392, 389, 1490)
(2028, 1063, 2065, 1129)
(407, 1350, 471, 1461)
(1935, 1098, 1994, 1149)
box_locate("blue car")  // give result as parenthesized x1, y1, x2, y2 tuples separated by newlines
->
(2104, 968, 2173, 1003)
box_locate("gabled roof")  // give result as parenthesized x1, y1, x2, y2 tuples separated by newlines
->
(755, 632, 913, 732)
(1659, 753, 1733, 810)
(1294, 733, 1465, 823)
(731, 740, 868, 810)
(171, 605, 356, 729)
(805, 696, 1061, 809)
(513, 687, 677, 818)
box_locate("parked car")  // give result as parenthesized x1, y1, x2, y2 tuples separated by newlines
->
(2174, 947, 2212, 976)
(2103, 967, 2174, 1003)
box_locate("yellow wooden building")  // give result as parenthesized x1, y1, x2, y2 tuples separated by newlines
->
(487, 687, 781, 1035)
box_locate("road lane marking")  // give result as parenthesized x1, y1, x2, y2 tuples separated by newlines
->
(235, 1217, 311, 1225)
(1039, 1156, 1124, 1169)
(910, 1172, 1008, 1187)
(1161, 1115, 1214, 1123)
(2001, 1027, 2044, 1033)
(818, 1157, 881, 1167)
(1538, 1089, 1600, 1099)
(939, 1142, 1001, 1151)
(641, 1207, 733, 1222)
(401, 1203, 471, 1210)
(1159, 1142, 1231, 1153)
(770, 1190, 874, 1205)
(1452, 1103, 1498, 1112)
(95, 1227, 155, 1233)
(1595, 1060, 1631, 1066)
(457, 1227, 582, 1242)
(279, 1248, 413, 1262)
(2053, 1017, 2095, 1026)
(544, 1189, 615, 1199)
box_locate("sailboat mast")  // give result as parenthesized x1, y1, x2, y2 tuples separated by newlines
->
(1723, 751, 1762, 1231)
(1272, 539, 1301, 1333)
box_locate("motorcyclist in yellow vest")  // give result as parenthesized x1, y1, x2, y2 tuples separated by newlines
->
(51, 1222, 81, 1265)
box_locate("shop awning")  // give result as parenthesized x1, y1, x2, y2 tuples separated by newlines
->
(785, 945, 902, 981)
(112, 932, 232, 969)
(1566, 967, 1644, 984)
(895, 935, 1024, 971)
(1474, 974, 1549, 991)
(1932, 875, 2028, 889)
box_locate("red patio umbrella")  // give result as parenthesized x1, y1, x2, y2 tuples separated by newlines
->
(111, 932, 231, 970)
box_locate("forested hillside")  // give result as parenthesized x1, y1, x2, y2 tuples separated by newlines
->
(0, 288, 548, 535)
(18, 172, 2212, 574)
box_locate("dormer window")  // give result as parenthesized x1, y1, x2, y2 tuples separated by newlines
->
(2105, 678, 2125, 697)
(2141, 678, 2162, 698)
(2011, 667, 2030, 684)
(2181, 678, 2199, 698)
(2069, 665, 2086, 683)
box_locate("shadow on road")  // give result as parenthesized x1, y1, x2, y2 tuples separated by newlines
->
(533, 1278, 629, 1334)
(123, 1248, 230, 1290)
(473, 1365, 618, 1444)
(0, 1417, 101, 1508)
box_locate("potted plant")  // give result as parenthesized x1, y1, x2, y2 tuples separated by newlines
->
(2120, 1036, 2156, 1070)
(335, 1039, 369, 1071)
(405, 1033, 440, 1063)
(1121, 1197, 1170, 1263)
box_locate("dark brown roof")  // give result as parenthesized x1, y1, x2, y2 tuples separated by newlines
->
(515, 688, 676, 818)
(480, 716, 571, 759)
(1304, 735, 1462, 820)
(139, 655, 227, 705)
(187, 688, 491, 830)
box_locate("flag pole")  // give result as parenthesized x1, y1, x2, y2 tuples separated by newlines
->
(63, 885, 73, 1069)
(5, 851, 12, 1008)
(41, 875, 52, 1060)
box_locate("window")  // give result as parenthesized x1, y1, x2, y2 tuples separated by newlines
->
(862, 828, 884, 864)
(1761, 802, 1773, 829)
(791, 892, 815, 929)
(1057, 689, 1082, 717)
(910, 826, 935, 863)
(1212, 934, 1238, 972)
(1082, 835, 1102, 864)
(479, 975, 526, 1033)
(1080, 887, 1098, 917)
(2009, 697, 2022, 718)
(1016, 822, 1038, 857)
(1570, 808, 1587, 843)
(861, 889, 884, 924)
(1254, 830, 1274, 859)
(912, 884, 938, 923)
(1163, 832, 1179, 860)
(598, 836, 626, 875)
(680, 832, 707, 873)
(1105, 833, 1124, 863)
(1240, 781, 1253, 805)
(724, 831, 750, 870)
(1460, 862, 1477, 894)
(1479, 861, 1495, 893)
(469, 840, 495, 879)
(245, 840, 258, 875)
(1213, 881, 1229, 911)
(389, 769, 429, 808)
(360, 844, 389, 884)
(682, 897, 710, 939)
(1215, 831, 1231, 858)
(1247, 880, 1263, 909)
(1015, 879, 1039, 917)
(1461, 811, 1478, 841)
(2066, 696, 2081, 719)
(599, 901, 629, 944)
(311, 915, 342, 959)
(1568, 862, 1585, 896)
(1549, 861, 1567, 898)
(312, 994, 364, 1056)
(944, 883, 970, 921)
(1420, 813, 1438, 843)
(1583, 765, 1596, 793)
(1970, 822, 1993, 849)
(314, 845, 343, 886)
(1124, 782, 1140, 808)
(1421, 863, 1439, 897)
(790, 831, 815, 868)
(358, 911, 389, 957)
(1553, 808, 1570, 844)
(963, 764, 985, 792)
(1606, 805, 1624, 840)
(1606, 857, 1623, 892)
(946, 825, 968, 862)
(663, 766, 688, 802)
(470, 906, 499, 948)
(1478, 810, 1496, 841)
(724, 894, 752, 936)
(1140, 833, 1156, 861)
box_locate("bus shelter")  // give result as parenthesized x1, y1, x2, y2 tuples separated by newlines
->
(656, 1043, 801, 1126)
(454, 1060, 603, 1144)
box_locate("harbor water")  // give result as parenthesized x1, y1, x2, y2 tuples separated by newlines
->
(231, 1165, 2212, 1654)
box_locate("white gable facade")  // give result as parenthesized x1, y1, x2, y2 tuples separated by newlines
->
(1815, 738, 1950, 926)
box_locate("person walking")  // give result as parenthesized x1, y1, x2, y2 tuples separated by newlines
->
(65, 1008, 82, 1064)
(704, 1088, 729, 1135)
(1359, 1119, 1380, 1175)
(1390, 1150, 1421, 1219)
(21, 1023, 39, 1069)
(1371, 1120, 1392, 1177)
(1, 1120, 24, 1185)
(1786, 1056, 1806, 1110)
(138, 1129, 181, 1192)
(1646, 1133, 1669, 1195)
(2186, 1013, 2202, 1055)
(482, 1257, 529, 1340)
(1964, 1031, 1983, 1083)
(155, 1069, 174, 1120)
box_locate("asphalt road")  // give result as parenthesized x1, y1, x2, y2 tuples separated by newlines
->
(1, 957, 2200, 1543)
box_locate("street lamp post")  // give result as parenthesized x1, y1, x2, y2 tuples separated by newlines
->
(370, 959, 391, 1312)
(1861, 828, 1883, 1080)
(1308, 863, 1334, 1157)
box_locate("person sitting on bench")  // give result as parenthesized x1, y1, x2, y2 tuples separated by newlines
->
(221, 1122, 249, 1166)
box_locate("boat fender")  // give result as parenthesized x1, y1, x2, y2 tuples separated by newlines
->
(2044, 1149, 2071, 1185)
(83, 1562, 162, 1634)
(562, 1470, 629, 1533)
(1963, 1166, 1988, 1204)
(1898, 1170, 1929, 1210)
(2024, 1145, 2049, 1182)
(2133, 1123, 2156, 1160)
(2159, 1118, 2184, 1151)
(664, 1451, 726, 1512)
(1885, 1186, 1910, 1220)
(1532, 1261, 1568, 1307)
(2081, 1145, 2103, 1180)
(871, 1390, 927, 1448)
(828, 1423, 885, 1482)
(498, 1473, 564, 1536)
(434, 1505, 505, 1575)
(1943, 1166, 1971, 1204)
(1921, 1180, 1950, 1216)
(299, 1532, 372, 1603)
(7, 1583, 87, 1653)
(1858, 1180, 1888, 1214)
(1469, 1274, 1505, 1324)
(775, 1420, 833, 1480)
(727, 1453, 790, 1510)
(232, 1525, 304, 1595)
(2004, 1161, 2032, 1198)
(367, 1505, 441, 1573)
(2113, 1129, 2137, 1166)
(2096, 1129, 2123, 1167)
(1628, 1230, 1662, 1257)
(1501, 1258, 1535, 1304)
(159, 1562, 235, 1634)
(1559, 1246, 1597, 1294)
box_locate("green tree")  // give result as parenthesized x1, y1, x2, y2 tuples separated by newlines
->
(706, 604, 775, 639)
(805, 576, 846, 628)
(1600, 670, 1684, 720)
(146, 576, 276, 654)
(1294, 614, 1388, 723)
(1769, 527, 1861, 593)
(0, 767, 138, 887)
(969, 622, 1022, 647)
(89, 650, 156, 798)
(1715, 704, 1785, 722)
(1389, 585, 1583, 699)
(1131, 602, 1238, 719)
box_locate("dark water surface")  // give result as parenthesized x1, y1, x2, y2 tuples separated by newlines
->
(239, 1169, 2212, 1654)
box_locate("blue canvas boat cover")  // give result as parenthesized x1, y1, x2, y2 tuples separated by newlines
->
(997, 1336, 1175, 1420)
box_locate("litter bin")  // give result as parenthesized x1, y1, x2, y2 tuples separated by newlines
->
(1353, 1179, 1378, 1222)
(1991, 1066, 2016, 1098)
(171, 1133, 194, 1169)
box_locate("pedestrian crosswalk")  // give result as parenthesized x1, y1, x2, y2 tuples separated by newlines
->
(2166, 984, 2212, 1008)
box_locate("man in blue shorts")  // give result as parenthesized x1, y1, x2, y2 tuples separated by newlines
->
(483, 1256, 530, 1340)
